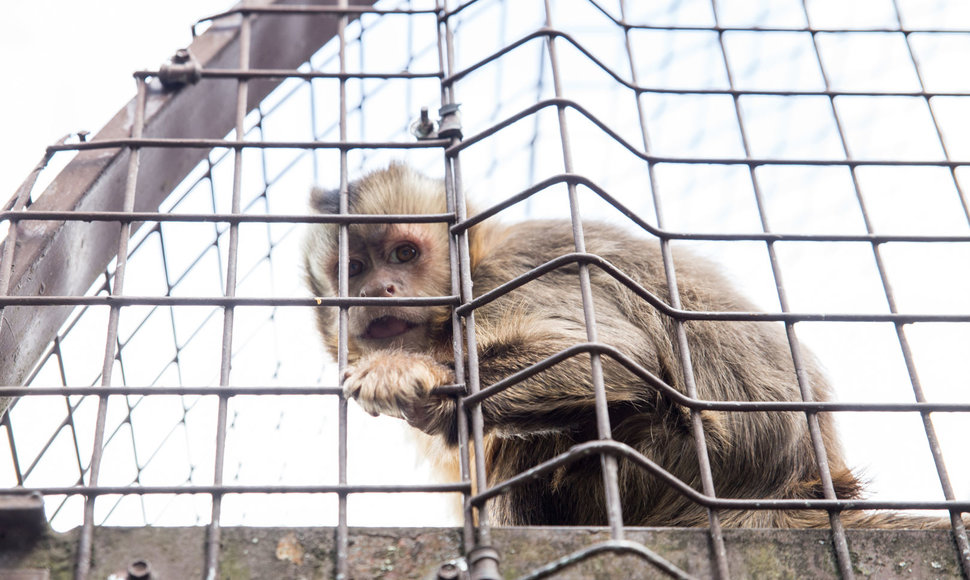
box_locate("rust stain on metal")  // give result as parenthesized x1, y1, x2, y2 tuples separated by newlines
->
(275, 532, 305, 566)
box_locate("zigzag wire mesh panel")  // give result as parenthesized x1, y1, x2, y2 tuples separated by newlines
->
(1, 0, 969, 578)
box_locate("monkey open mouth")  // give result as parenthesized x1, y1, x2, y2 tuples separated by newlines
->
(363, 316, 417, 340)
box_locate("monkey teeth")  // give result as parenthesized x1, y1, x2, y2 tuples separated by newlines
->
(364, 316, 415, 340)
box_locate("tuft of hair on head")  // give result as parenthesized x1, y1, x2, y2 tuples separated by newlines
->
(309, 162, 448, 218)
(353, 162, 448, 216)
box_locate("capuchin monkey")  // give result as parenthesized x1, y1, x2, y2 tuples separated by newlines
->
(303, 163, 951, 529)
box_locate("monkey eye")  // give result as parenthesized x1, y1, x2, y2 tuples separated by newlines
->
(390, 243, 419, 264)
(347, 259, 364, 277)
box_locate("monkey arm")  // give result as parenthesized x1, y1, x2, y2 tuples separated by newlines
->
(407, 297, 667, 443)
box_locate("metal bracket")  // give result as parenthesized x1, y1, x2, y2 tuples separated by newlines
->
(0, 492, 46, 543)
(158, 48, 202, 89)
(410, 104, 463, 141)
(467, 546, 500, 580)
(436, 103, 462, 140)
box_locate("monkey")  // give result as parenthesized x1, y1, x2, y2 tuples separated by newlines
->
(302, 162, 957, 529)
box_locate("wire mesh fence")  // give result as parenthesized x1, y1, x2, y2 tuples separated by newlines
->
(1, 0, 969, 578)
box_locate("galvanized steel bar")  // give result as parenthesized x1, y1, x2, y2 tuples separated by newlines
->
(888, 0, 970, 571)
(75, 77, 148, 580)
(204, 9, 252, 579)
(438, 2, 503, 577)
(0, 385, 466, 397)
(709, 2, 854, 576)
(6, 482, 473, 496)
(443, 97, 970, 168)
(467, 439, 970, 513)
(139, 69, 443, 81)
(440, 26, 970, 96)
(335, 1, 351, 577)
(541, 0, 626, 542)
(44, 138, 448, 151)
(517, 540, 696, 580)
(40, 133, 970, 167)
(615, 0, 732, 575)
(450, 171, 970, 243)
(797, 1, 970, 575)
(6, 204, 970, 244)
(5, 291, 970, 325)
(3, 376, 970, 414)
(0, 295, 459, 308)
(886, 2, 970, 226)
(432, 0, 477, 554)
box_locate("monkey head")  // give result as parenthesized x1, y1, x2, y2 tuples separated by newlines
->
(304, 163, 453, 360)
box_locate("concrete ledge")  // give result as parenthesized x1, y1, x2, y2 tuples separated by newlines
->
(1, 526, 963, 579)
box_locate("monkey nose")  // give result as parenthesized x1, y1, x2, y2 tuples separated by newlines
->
(360, 283, 396, 297)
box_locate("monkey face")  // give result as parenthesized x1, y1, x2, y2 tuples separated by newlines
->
(331, 223, 451, 352)
(303, 164, 454, 359)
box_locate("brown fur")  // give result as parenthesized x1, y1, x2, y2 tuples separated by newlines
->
(303, 164, 954, 530)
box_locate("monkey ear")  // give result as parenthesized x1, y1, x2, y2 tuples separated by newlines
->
(309, 186, 340, 214)
(309, 181, 362, 214)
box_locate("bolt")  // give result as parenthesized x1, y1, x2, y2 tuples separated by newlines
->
(410, 106, 436, 139)
(127, 559, 152, 580)
(173, 49, 191, 64)
(437, 561, 460, 580)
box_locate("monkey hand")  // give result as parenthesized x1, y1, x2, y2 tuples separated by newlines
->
(343, 350, 454, 431)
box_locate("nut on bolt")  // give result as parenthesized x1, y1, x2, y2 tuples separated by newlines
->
(436, 560, 460, 580)
(172, 48, 192, 64)
(127, 559, 152, 580)
(158, 47, 202, 88)
(436, 103, 462, 140)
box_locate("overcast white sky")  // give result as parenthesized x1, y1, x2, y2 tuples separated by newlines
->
(0, 1, 235, 203)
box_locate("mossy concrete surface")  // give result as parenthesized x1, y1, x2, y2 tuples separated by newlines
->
(0, 526, 963, 579)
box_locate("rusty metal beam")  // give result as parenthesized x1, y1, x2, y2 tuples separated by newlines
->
(0, 0, 378, 416)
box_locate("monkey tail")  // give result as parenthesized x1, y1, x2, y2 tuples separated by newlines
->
(719, 468, 962, 529)
(784, 509, 962, 529)
(782, 469, 962, 529)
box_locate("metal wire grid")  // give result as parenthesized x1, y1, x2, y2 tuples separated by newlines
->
(0, 0, 969, 578)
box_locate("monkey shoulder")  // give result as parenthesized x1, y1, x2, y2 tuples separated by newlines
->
(486, 219, 658, 269)
(471, 218, 760, 321)
(472, 219, 688, 298)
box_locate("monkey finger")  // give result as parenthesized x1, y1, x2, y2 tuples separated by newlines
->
(342, 380, 362, 399)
